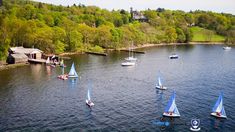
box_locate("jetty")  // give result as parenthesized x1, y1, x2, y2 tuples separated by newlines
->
(120, 50, 145, 54)
(85, 51, 108, 56)
(28, 59, 46, 64)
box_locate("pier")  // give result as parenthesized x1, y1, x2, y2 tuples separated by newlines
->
(85, 51, 108, 56)
(120, 50, 145, 54)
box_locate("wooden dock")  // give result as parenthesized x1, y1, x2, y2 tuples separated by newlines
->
(120, 50, 145, 54)
(85, 51, 108, 56)
(28, 59, 46, 64)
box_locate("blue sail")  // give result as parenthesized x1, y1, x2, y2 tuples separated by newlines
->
(164, 91, 175, 112)
(68, 63, 78, 78)
(221, 106, 226, 117)
(212, 92, 223, 112)
(164, 91, 180, 116)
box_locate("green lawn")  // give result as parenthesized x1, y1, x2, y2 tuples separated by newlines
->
(190, 26, 225, 42)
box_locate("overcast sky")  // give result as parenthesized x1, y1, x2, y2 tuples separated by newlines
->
(33, 0, 235, 14)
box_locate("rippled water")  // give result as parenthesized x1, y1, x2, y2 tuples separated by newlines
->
(0, 45, 234, 131)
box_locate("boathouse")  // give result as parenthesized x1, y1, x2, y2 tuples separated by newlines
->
(7, 47, 43, 64)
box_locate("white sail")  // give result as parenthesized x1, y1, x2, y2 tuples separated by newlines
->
(68, 63, 78, 78)
(87, 88, 91, 101)
(46, 57, 50, 64)
(158, 77, 162, 86)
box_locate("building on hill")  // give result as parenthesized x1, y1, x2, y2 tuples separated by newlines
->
(130, 7, 148, 22)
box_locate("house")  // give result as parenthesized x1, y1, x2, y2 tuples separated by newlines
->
(130, 7, 148, 22)
(7, 47, 43, 64)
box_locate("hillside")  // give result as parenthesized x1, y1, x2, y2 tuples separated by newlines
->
(191, 27, 225, 42)
(0, 0, 235, 60)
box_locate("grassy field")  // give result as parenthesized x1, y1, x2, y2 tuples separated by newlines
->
(190, 26, 225, 42)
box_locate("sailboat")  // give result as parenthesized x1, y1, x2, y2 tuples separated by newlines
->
(156, 76, 167, 90)
(86, 85, 94, 107)
(211, 92, 227, 119)
(223, 46, 231, 50)
(163, 91, 180, 117)
(169, 45, 178, 59)
(68, 63, 78, 78)
(122, 42, 137, 66)
(121, 60, 136, 66)
(125, 41, 137, 61)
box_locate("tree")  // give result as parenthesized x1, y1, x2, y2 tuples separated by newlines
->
(176, 28, 186, 43)
(165, 27, 177, 43)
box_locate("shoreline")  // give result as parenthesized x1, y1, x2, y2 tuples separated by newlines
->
(0, 42, 227, 71)
(0, 62, 29, 71)
(117, 41, 225, 50)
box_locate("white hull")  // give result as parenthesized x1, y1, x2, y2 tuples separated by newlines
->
(169, 55, 179, 59)
(163, 112, 180, 117)
(125, 57, 137, 61)
(86, 99, 94, 107)
(121, 62, 135, 66)
(156, 85, 167, 90)
(210, 112, 227, 119)
(68, 75, 78, 78)
(223, 47, 231, 50)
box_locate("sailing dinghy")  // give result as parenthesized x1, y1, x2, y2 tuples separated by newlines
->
(156, 76, 167, 90)
(86, 85, 94, 107)
(68, 63, 78, 78)
(163, 91, 180, 117)
(211, 92, 227, 119)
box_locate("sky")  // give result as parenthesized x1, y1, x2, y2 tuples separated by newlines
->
(33, 0, 235, 14)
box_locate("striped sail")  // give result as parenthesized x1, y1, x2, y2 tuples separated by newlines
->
(212, 92, 226, 117)
(164, 91, 180, 116)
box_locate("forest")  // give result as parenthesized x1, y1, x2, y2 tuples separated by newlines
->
(0, 0, 235, 60)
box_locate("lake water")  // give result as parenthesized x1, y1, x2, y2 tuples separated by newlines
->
(0, 45, 234, 131)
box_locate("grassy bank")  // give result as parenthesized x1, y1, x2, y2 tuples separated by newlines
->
(190, 27, 225, 42)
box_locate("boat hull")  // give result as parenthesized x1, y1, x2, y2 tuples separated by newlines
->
(68, 75, 78, 78)
(121, 62, 135, 66)
(86, 99, 94, 107)
(156, 85, 167, 90)
(210, 112, 227, 119)
(169, 56, 178, 59)
(57, 74, 68, 80)
(223, 47, 231, 50)
(163, 112, 180, 117)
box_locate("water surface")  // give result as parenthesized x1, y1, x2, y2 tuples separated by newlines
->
(0, 45, 234, 131)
